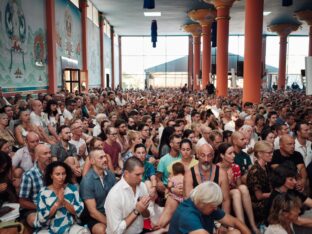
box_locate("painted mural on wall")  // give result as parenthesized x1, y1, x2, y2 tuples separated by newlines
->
(87, 19, 100, 87)
(55, 0, 81, 87)
(0, 0, 48, 92)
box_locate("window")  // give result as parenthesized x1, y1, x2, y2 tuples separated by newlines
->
(122, 36, 189, 89)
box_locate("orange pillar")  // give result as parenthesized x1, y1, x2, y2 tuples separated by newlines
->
(99, 12, 105, 89)
(193, 35, 201, 91)
(183, 24, 202, 91)
(188, 9, 216, 89)
(80, 0, 88, 92)
(188, 36, 193, 89)
(268, 24, 300, 90)
(111, 28, 115, 90)
(46, 0, 57, 94)
(278, 35, 287, 90)
(243, 0, 263, 104)
(119, 36, 122, 89)
(209, 0, 235, 97)
(202, 24, 212, 88)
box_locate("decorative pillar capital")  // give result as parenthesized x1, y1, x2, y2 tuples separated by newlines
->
(268, 23, 301, 37)
(188, 8, 216, 26)
(79, 0, 88, 8)
(203, 0, 235, 10)
(295, 10, 312, 26)
(182, 23, 202, 37)
(99, 12, 105, 26)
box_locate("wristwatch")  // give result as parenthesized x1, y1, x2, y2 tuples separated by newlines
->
(133, 208, 140, 216)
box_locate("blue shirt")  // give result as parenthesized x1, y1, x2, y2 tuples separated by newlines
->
(157, 153, 182, 185)
(169, 198, 225, 234)
(80, 168, 116, 214)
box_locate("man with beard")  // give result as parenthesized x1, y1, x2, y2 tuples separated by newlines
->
(115, 119, 129, 154)
(51, 125, 81, 182)
(157, 134, 182, 192)
(184, 143, 231, 213)
(232, 131, 252, 184)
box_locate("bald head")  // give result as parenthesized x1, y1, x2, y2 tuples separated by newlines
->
(26, 132, 40, 151)
(280, 135, 295, 155)
(32, 100, 43, 113)
(231, 131, 247, 150)
(35, 144, 52, 168)
(196, 143, 214, 169)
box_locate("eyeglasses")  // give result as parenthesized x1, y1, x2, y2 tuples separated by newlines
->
(199, 153, 214, 158)
(109, 133, 118, 136)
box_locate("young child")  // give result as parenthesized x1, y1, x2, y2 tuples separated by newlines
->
(157, 162, 185, 228)
(167, 162, 185, 203)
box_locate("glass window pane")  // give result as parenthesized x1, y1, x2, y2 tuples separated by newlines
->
(122, 37, 143, 55)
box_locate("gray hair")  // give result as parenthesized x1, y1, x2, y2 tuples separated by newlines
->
(190, 181, 223, 206)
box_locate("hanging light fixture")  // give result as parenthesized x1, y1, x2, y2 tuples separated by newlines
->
(144, 0, 155, 9)
(151, 20, 157, 48)
(282, 0, 292, 7)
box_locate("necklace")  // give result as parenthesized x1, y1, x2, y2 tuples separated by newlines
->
(199, 163, 213, 183)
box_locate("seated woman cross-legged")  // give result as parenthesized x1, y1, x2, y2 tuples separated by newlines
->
(34, 161, 86, 234)
(216, 143, 259, 234)
(247, 141, 273, 226)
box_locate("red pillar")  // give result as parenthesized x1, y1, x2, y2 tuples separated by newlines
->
(215, 5, 232, 97)
(188, 36, 193, 90)
(278, 35, 287, 90)
(187, 36, 194, 89)
(80, 0, 88, 92)
(119, 36, 122, 89)
(243, 0, 264, 104)
(111, 28, 115, 90)
(193, 35, 201, 91)
(99, 13, 105, 89)
(46, 0, 57, 94)
(202, 24, 212, 88)
(309, 25, 312, 56)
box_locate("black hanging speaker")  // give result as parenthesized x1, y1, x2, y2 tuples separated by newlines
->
(144, 0, 155, 9)
(151, 20, 157, 48)
(211, 21, 217, 48)
(282, 0, 292, 6)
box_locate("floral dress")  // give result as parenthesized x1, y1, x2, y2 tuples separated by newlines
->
(34, 183, 84, 234)
(247, 161, 271, 224)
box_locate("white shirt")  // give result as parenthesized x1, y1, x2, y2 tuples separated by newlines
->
(274, 136, 280, 150)
(12, 146, 34, 171)
(224, 120, 235, 132)
(93, 123, 101, 137)
(295, 138, 312, 167)
(30, 111, 48, 128)
(69, 138, 87, 167)
(62, 108, 73, 121)
(104, 177, 151, 234)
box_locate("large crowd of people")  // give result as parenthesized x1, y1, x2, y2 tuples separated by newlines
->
(0, 86, 312, 234)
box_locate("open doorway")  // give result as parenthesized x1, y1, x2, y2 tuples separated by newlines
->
(63, 69, 81, 93)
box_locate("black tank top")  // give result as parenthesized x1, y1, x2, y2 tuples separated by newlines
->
(191, 165, 219, 188)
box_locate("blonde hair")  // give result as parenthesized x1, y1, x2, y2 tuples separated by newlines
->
(128, 130, 140, 146)
(254, 140, 273, 158)
(190, 181, 223, 206)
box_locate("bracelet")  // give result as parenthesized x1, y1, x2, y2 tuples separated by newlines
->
(133, 208, 140, 216)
